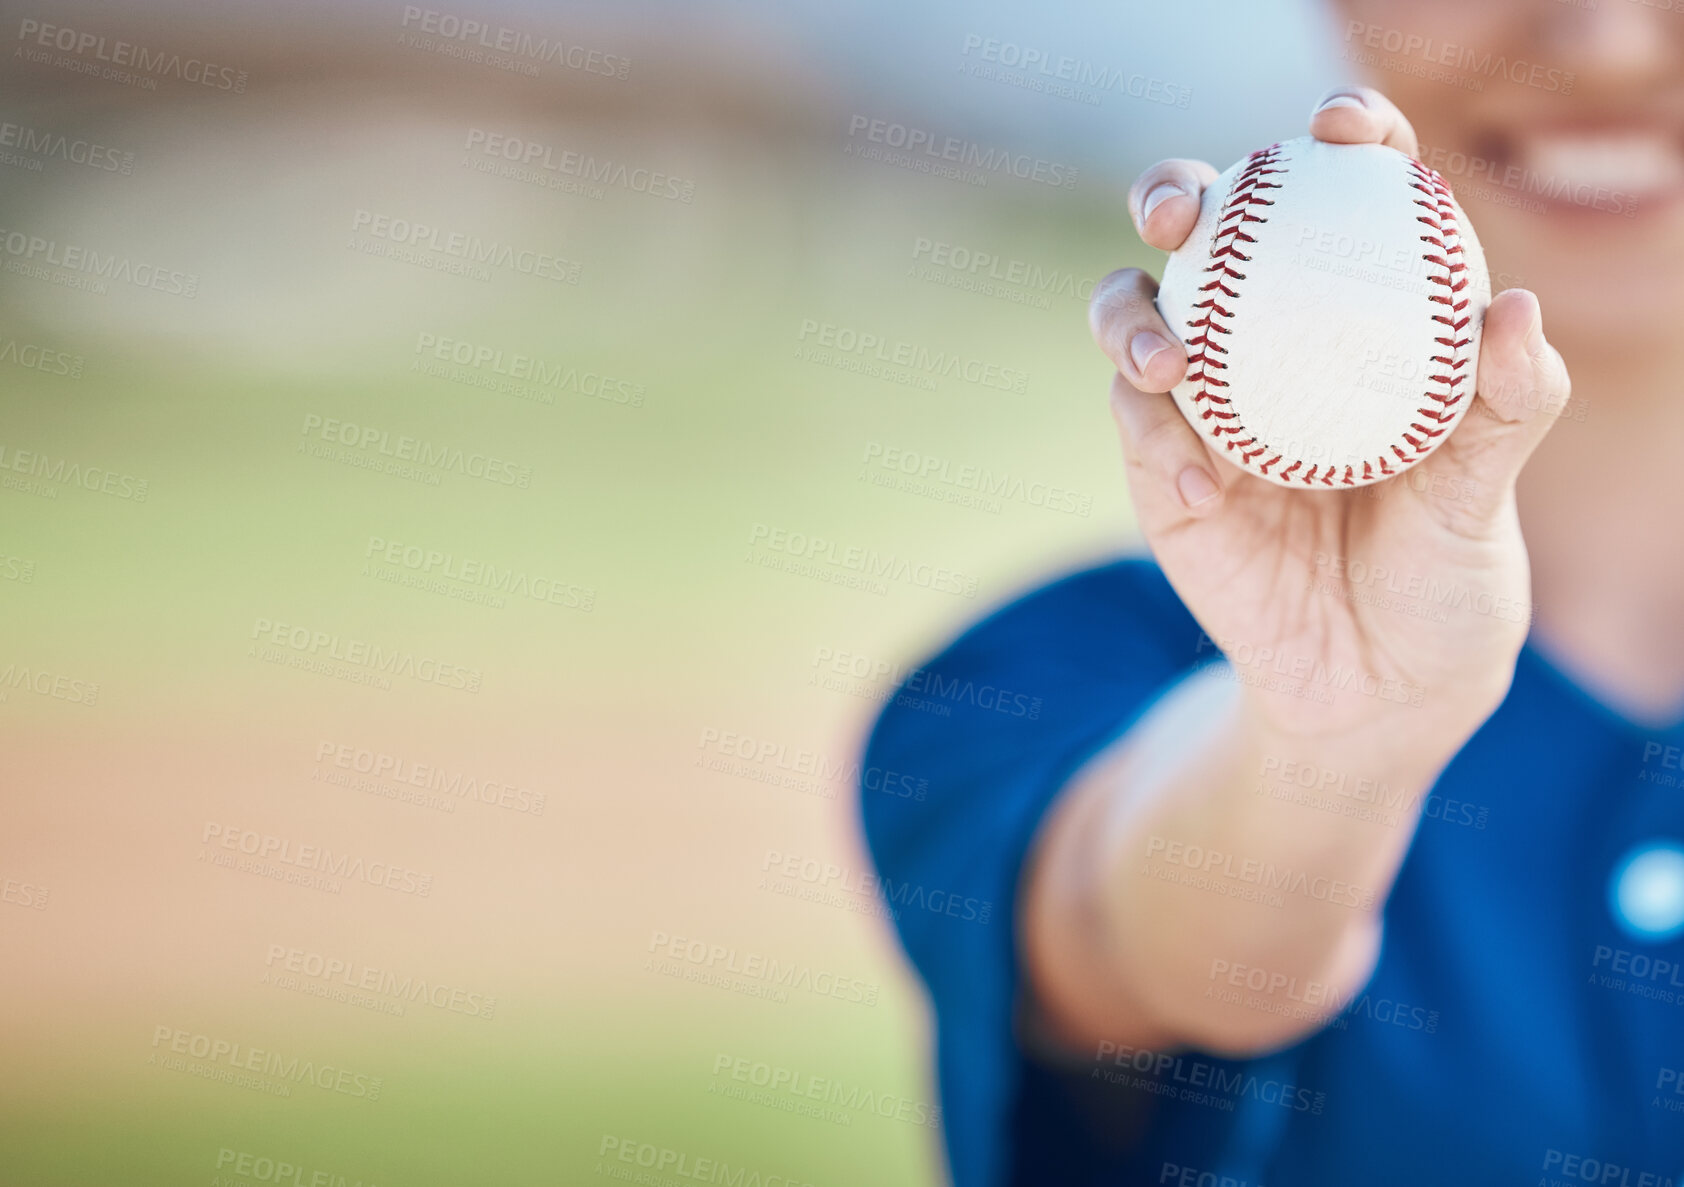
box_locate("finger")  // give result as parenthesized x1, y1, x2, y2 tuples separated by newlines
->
(1088, 268, 1189, 393)
(1308, 86, 1419, 158)
(1418, 289, 1570, 520)
(1127, 158, 1219, 252)
(1108, 372, 1226, 523)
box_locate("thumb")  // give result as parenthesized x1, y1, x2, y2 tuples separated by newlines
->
(1416, 288, 1570, 519)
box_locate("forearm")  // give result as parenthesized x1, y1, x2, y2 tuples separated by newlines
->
(1022, 665, 1468, 1056)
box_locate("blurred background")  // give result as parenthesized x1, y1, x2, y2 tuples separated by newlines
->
(0, 1, 1337, 1183)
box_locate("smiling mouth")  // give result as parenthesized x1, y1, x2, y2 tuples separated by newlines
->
(1469, 126, 1684, 217)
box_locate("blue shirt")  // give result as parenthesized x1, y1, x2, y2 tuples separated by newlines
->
(860, 557, 1684, 1187)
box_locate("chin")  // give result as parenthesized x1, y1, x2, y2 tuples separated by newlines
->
(1460, 195, 1684, 346)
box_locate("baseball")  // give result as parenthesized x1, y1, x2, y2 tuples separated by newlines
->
(1156, 135, 1491, 489)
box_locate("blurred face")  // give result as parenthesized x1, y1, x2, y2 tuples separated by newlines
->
(1334, 0, 1684, 350)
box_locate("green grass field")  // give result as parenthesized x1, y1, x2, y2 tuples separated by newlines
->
(0, 96, 1152, 1185)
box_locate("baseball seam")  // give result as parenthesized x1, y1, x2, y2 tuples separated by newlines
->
(1182, 145, 1473, 487)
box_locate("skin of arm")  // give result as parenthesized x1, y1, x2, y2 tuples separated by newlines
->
(1021, 665, 1478, 1056)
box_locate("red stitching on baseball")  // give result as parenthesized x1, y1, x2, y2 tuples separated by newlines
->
(1183, 146, 1472, 488)
(1408, 160, 1474, 446)
(1185, 144, 1286, 454)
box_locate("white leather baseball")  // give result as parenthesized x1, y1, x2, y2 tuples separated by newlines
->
(1156, 135, 1490, 488)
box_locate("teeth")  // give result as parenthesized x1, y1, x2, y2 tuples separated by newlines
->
(1516, 131, 1684, 196)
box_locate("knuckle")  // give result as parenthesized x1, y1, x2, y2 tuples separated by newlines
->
(1089, 269, 1153, 334)
(1108, 388, 1147, 468)
(1136, 410, 1191, 462)
(1107, 382, 1131, 423)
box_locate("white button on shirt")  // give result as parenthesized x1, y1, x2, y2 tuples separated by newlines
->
(1610, 841, 1684, 942)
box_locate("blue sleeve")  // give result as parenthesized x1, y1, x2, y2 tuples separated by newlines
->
(859, 558, 1215, 1187)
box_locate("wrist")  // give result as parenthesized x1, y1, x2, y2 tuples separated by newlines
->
(1238, 690, 1470, 798)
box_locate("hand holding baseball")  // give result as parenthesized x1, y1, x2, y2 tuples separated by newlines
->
(1090, 87, 1571, 754)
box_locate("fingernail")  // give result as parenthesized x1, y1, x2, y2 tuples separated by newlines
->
(1129, 330, 1171, 375)
(1313, 92, 1366, 116)
(1524, 305, 1546, 357)
(1140, 182, 1184, 224)
(1177, 466, 1220, 508)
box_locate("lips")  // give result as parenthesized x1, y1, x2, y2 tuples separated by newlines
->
(1474, 126, 1684, 216)
(1521, 128, 1684, 193)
